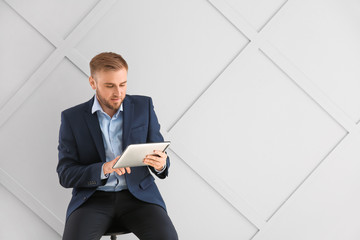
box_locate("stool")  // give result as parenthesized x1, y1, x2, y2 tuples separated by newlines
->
(103, 225, 130, 240)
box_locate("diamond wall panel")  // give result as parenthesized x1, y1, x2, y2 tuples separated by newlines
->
(253, 133, 360, 240)
(1, 0, 360, 239)
(0, 184, 60, 239)
(261, 0, 360, 122)
(7, 0, 99, 39)
(226, 0, 287, 31)
(75, 0, 248, 131)
(0, 0, 54, 109)
(156, 150, 258, 239)
(0, 58, 93, 220)
(170, 48, 346, 219)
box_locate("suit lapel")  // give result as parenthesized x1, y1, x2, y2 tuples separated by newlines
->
(83, 97, 106, 162)
(122, 96, 134, 150)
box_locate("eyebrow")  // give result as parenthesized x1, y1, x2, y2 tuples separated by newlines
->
(104, 81, 127, 85)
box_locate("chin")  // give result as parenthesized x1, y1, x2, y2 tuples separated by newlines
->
(113, 103, 122, 109)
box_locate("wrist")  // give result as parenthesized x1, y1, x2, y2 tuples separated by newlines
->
(101, 163, 110, 180)
(155, 164, 166, 173)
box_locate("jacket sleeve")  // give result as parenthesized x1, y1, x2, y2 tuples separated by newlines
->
(146, 97, 170, 179)
(57, 112, 104, 188)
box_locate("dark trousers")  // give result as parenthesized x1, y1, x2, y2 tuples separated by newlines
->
(62, 190, 178, 240)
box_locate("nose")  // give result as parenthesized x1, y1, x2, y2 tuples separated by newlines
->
(113, 87, 121, 97)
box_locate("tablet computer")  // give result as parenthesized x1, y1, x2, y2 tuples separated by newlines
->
(112, 141, 170, 168)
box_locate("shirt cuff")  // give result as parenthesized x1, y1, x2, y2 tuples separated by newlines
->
(101, 163, 110, 180)
(154, 164, 166, 174)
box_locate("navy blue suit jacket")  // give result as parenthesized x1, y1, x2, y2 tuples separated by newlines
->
(57, 95, 169, 220)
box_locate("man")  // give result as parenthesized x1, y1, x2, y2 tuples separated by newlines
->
(57, 52, 178, 240)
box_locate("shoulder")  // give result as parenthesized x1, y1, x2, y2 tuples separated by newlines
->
(61, 97, 94, 117)
(125, 94, 152, 105)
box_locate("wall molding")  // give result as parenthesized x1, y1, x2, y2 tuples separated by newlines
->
(1, 0, 359, 238)
(0, 168, 64, 235)
(0, 0, 117, 236)
(166, 0, 360, 232)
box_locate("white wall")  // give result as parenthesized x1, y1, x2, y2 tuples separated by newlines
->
(0, 184, 60, 240)
(1, 0, 360, 239)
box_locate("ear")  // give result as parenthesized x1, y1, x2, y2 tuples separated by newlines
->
(89, 76, 96, 90)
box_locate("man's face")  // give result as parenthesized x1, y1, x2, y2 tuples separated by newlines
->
(89, 69, 127, 116)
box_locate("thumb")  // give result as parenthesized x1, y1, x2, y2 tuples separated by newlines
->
(110, 156, 121, 169)
(112, 155, 120, 163)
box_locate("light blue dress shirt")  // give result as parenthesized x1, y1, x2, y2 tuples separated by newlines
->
(92, 95, 127, 192)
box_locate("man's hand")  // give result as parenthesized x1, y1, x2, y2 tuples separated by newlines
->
(144, 150, 167, 171)
(103, 156, 131, 176)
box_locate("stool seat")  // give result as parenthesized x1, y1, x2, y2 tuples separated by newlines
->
(103, 225, 130, 240)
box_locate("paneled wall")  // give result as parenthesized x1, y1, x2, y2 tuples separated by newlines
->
(1, 0, 360, 239)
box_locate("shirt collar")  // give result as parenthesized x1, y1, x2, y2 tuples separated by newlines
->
(91, 95, 123, 117)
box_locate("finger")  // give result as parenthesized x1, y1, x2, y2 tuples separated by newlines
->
(115, 168, 125, 175)
(154, 150, 167, 158)
(144, 158, 162, 169)
(146, 157, 165, 171)
(143, 158, 155, 167)
(145, 158, 164, 169)
(147, 154, 166, 164)
(146, 154, 161, 162)
(110, 156, 121, 167)
(115, 169, 123, 175)
(153, 150, 166, 158)
(126, 167, 131, 174)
